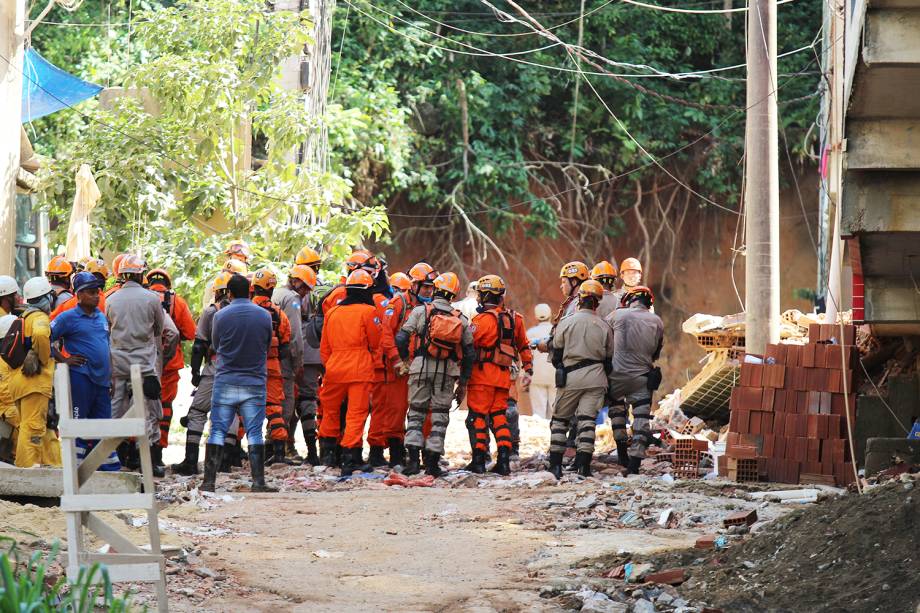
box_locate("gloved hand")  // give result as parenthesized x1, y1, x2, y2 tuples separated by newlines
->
(191, 371, 201, 388)
(142, 375, 161, 400)
(21, 350, 42, 377)
(395, 361, 410, 377)
(454, 382, 467, 404)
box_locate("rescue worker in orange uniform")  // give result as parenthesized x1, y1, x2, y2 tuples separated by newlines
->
(251, 269, 294, 465)
(389, 272, 412, 294)
(318, 269, 383, 475)
(145, 268, 197, 467)
(45, 256, 74, 311)
(466, 275, 533, 475)
(366, 260, 408, 468)
(50, 258, 109, 319)
(104, 254, 127, 299)
(406, 262, 438, 308)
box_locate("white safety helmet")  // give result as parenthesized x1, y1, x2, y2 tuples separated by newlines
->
(23, 276, 54, 302)
(0, 275, 19, 297)
(0, 314, 16, 337)
(534, 303, 552, 322)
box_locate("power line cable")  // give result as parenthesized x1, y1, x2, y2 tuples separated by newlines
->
(619, 0, 796, 13)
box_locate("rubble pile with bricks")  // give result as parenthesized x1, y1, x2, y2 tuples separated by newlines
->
(722, 324, 858, 486)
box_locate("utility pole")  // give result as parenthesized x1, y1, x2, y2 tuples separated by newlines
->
(0, 0, 26, 276)
(744, 0, 780, 354)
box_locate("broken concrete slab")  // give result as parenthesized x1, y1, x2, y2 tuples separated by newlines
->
(0, 466, 142, 498)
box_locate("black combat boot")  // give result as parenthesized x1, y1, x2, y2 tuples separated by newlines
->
(548, 451, 564, 480)
(286, 440, 304, 464)
(126, 443, 141, 471)
(219, 442, 235, 473)
(149, 445, 166, 478)
(320, 437, 338, 467)
(200, 444, 224, 492)
(403, 446, 422, 476)
(575, 451, 593, 478)
(423, 449, 444, 478)
(268, 440, 295, 466)
(464, 449, 486, 474)
(171, 442, 200, 476)
(491, 447, 511, 476)
(248, 444, 278, 492)
(616, 441, 630, 467)
(388, 437, 405, 468)
(305, 436, 320, 466)
(367, 445, 388, 467)
(340, 447, 372, 476)
(627, 456, 642, 475)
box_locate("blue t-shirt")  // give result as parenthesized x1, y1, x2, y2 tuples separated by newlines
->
(211, 298, 272, 387)
(50, 307, 112, 387)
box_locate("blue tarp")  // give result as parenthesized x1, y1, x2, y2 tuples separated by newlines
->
(21, 48, 103, 123)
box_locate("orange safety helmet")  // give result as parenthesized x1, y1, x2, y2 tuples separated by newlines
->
(408, 262, 438, 285)
(224, 239, 251, 262)
(578, 279, 605, 300)
(559, 261, 590, 281)
(345, 269, 374, 289)
(389, 272, 412, 292)
(295, 246, 322, 268)
(620, 257, 642, 274)
(84, 258, 110, 279)
(213, 271, 233, 292)
(591, 260, 618, 280)
(433, 272, 461, 297)
(111, 253, 127, 278)
(252, 268, 277, 291)
(46, 255, 73, 277)
(621, 285, 654, 307)
(289, 264, 317, 289)
(223, 258, 248, 274)
(476, 274, 506, 295)
(145, 268, 172, 289)
(119, 255, 146, 276)
(345, 249, 379, 273)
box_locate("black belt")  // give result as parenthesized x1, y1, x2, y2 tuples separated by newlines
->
(563, 359, 603, 374)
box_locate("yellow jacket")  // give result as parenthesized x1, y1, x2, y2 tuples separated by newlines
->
(0, 359, 17, 425)
(8, 309, 54, 400)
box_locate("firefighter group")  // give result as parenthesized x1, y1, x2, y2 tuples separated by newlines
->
(0, 241, 663, 490)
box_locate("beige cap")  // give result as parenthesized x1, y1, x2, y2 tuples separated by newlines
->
(534, 303, 551, 321)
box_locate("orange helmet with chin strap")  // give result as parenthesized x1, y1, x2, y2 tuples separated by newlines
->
(46, 255, 73, 277)
(252, 269, 277, 291)
(433, 272, 461, 298)
(389, 272, 412, 292)
(145, 268, 172, 289)
(345, 269, 374, 289)
(591, 260, 618, 280)
(559, 261, 590, 281)
(408, 262, 438, 285)
(295, 246, 322, 267)
(621, 285, 654, 307)
(289, 265, 317, 289)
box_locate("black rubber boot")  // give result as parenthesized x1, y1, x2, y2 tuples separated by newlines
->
(627, 455, 642, 475)
(232, 442, 244, 467)
(368, 445, 388, 467)
(423, 450, 444, 478)
(248, 444, 278, 492)
(172, 442, 200, 476)
(403, 446, 422, 476)
(268, 440, 295, 466)
(510, 443, 520, 461)
(126, 443, 141, 471)
(548, 451, 564, 480)
(340, 447, 371, 476)
(116, 441, 130, 469)
(149, 445, 166, 478)
(320, 437, 338, 468)
(465, 449, 486, 474)
(575, 451, 593, 478)
(388, 437, 405, 468)
(219, 442, 235, 473)
(200, 444, 223, 492)
(616, 441, 630, 467)
(491, 447, 511, 476)
(566, 450, 583, 472)
(305, 436, 320, 466)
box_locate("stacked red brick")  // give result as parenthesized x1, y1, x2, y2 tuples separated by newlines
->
(724, 324, 857, 487)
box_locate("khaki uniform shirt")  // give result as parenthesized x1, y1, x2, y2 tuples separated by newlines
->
(553, 308, 614, 390)
(105, 280, 164, 377)
(401, 297, 473, 379)
(607, 303, 664, 379)
(272, 286, 305, 376)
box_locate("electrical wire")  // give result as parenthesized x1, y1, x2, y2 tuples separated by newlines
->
(619, 0, 797, 14)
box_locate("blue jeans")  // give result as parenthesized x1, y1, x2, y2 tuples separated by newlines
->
(70, 371, 121, 471)
(208, 383, 266, 446)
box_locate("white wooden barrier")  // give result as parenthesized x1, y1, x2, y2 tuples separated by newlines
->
(55, 363, 168, 612)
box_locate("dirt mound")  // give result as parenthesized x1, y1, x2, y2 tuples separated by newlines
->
(649, 480, 920, 612)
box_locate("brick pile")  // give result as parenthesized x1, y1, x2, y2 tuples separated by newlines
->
(723, 324, 858, 487)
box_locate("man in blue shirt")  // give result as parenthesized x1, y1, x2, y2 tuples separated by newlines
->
(50, 272, 121, 471)
(202, 273, 275, 493)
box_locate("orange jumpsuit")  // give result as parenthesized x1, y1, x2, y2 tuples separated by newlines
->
(368, 292, 407, 448)
(147, 285, 197, 448)
(50, 293, 107, 320)
(318, 302, 382, 449)
(316, 283, 346, 431)
(254, 295, 292, 442)
(468, 307, 533, 452)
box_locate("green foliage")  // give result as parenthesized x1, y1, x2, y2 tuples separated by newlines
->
(0, 538, 133, 612)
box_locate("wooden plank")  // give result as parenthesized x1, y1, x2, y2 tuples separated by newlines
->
(0, 466, 141, 498)
(59, 419, 146, 439)
(60, 493, 154, 512)
(104, 563, 163, 583)
(84, 513, 145, 555)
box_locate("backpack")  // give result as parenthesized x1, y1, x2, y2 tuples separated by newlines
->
(476, 309, 517, 368)
(423, 305, 464, 360)
(0, 311, 35, 369)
